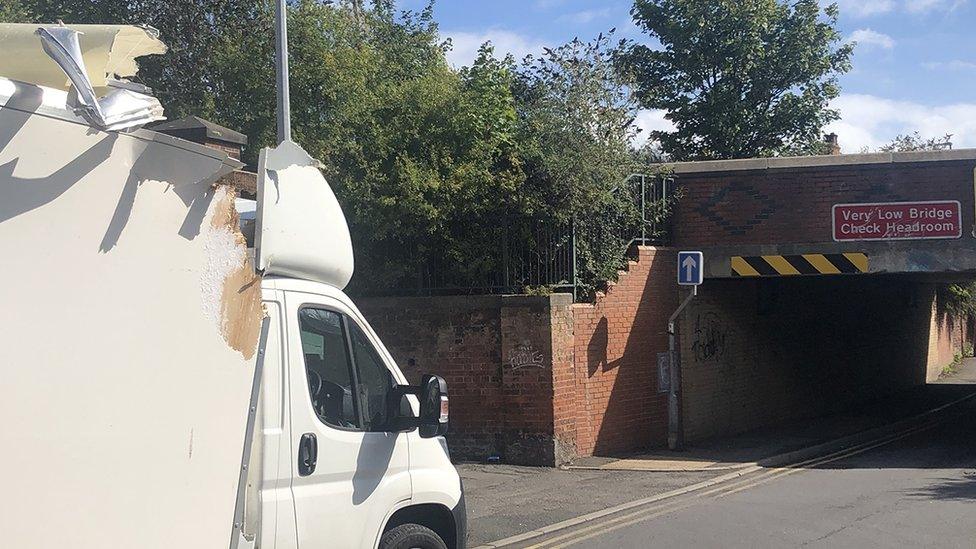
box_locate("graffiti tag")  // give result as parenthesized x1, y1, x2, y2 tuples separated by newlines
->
(691, 312, 728, 362)
(508, 344, 545, 370)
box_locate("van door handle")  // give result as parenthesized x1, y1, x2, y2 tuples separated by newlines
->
(298, 433, 317, 476)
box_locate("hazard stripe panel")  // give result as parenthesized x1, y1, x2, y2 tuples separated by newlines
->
(731, 253, 868, 277)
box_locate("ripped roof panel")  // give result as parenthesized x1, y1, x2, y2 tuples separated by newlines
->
(0, 23, 166, 91)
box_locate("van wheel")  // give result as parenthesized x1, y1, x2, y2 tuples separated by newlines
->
(379, 523, 448, 549)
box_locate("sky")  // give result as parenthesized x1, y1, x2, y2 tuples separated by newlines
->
(407, 0, 976, 153)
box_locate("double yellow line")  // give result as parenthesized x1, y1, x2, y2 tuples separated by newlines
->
(519, 420, 946, 549)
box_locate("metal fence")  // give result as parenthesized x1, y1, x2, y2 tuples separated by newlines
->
(414, 172, 674, 299)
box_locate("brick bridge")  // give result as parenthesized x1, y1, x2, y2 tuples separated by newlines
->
(669, 150, 976, 279)
(664, 150, 976, 443)
(360, 150, 976, 466)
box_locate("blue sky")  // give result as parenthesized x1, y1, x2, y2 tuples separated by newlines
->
(410, 0, 976, 152)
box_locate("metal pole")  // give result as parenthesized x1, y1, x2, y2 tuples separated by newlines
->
(274, 0, 291, 144)
(640, 174, 646, 244)
(667, 285, 696, 451)
(571, 218, 578, 302)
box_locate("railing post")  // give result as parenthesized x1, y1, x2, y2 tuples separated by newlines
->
(640, 174, 646, 244)
(571, 218, 578, 302)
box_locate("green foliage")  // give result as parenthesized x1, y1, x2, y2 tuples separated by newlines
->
(0, 0, 30, 21)
(942, 351, 962, 378)
(514, 32, 658, 296)
(620, 0, 853, 160)
(941, 282, 976, 317)
(878, 131, 953, 152)
(10, 1, 676, 299)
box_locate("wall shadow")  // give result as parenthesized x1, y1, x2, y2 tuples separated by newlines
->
(586, 317, 608, 377)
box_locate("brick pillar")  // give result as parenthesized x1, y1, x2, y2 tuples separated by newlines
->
(499, 295, 560, 465)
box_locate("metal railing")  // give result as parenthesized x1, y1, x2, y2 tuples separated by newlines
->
(410, 172, 673, 299)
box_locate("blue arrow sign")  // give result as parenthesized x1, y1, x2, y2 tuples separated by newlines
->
(678, 251, 703, 285)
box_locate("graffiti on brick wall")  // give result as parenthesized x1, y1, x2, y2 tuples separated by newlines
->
(509, 344, 545, 370)
(692, 312, 729, 362)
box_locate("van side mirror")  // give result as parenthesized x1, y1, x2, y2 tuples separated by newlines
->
(417, 374, 449, 439)
(387, 374, 449, 438)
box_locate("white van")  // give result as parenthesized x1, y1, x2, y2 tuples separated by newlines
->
(246, 275, 467, 549)
(0, 23, 466, 549)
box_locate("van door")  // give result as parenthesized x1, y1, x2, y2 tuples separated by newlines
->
(284, 291, 411, 549)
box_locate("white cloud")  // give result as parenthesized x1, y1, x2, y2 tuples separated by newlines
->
(558, 8, 614, 24)
(835, 0, 966, 16)
(923, 59, 976, 70)
(848, 28, 896, 49)
(443, 29, 546, 67)
(633, 109, 675, 148)
(903, 0, 963, 12)
(826, 94, 976, 152)
(836, 0, 896, 17)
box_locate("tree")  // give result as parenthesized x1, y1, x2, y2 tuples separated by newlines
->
(878, 131, 953, 152)
(620, 0, 853, 160)
(513, 32, 652, 293)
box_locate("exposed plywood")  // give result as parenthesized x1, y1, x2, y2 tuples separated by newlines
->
(208, 185, 263, 359)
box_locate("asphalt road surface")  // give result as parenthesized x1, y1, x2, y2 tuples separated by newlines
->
(517, 395, 976, 549)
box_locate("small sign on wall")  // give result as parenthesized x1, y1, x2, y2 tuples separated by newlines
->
(657, 352, 671, 393)
(833, 201, 962, 241)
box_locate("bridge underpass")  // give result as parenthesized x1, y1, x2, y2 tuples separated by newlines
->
(665, 149, 976, 443)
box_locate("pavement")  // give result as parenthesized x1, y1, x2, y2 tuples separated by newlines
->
(461, 358, 976, 548)
(459, 464, 721, 547)
(534, 394, 976, 548)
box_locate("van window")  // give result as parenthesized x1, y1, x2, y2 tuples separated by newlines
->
(298, 308, 360, 429)
(349, 323, 396, 431)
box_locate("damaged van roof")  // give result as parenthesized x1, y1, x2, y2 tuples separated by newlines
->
(0, 23, 167, 131)
(0, 23, 165, 91)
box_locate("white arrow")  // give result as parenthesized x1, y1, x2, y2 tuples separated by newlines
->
(682, 255, 697, 280)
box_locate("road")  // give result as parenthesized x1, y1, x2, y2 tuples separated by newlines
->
(516, 395, 976, 548)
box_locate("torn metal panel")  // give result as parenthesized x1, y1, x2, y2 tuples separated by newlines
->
(0, 86, 261, 548)
(33, 25, 164, 130)
(0, 23, 166, 90)
(255, 140, 355, 289)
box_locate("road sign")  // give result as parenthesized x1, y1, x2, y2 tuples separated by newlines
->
(678, 251, 703, 285)
(833, 201, 962, 241)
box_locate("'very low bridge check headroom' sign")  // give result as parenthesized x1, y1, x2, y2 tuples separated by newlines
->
(832, 201, 962, 241)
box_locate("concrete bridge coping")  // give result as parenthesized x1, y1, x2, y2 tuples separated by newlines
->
(654, 148, 976, 174)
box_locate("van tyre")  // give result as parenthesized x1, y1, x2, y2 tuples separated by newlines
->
(379, 523, 448, 549)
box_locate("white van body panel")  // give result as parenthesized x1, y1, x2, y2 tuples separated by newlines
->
(255, 141, 355, 289)
(0, 79, 259, 549)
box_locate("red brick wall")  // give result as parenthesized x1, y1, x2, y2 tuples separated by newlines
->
(357, 296, 503, 460)
(568, 247, 677, 456)
(672, 161, 976, 247)
(927, 288, 974, 381)
(359, 250, 681, 464)
(358, 294, 571, 465)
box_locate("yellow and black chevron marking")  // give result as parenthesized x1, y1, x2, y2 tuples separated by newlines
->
(731, 253, 868, 277)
